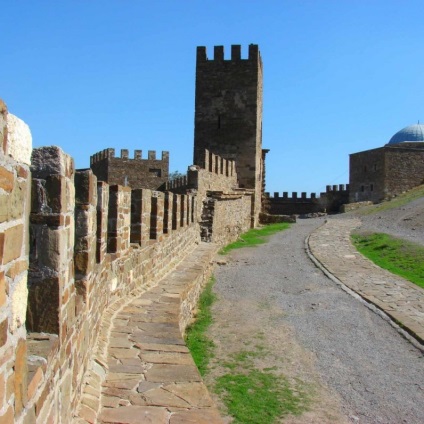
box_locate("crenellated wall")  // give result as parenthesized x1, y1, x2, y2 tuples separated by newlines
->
(265, 184, 349, 215)
(90, 148, 169, 190)
(0, 101, 213, 422)
(163, 149, 252, 244)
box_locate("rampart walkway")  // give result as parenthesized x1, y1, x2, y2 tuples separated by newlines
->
(77, 243, 223, 424)
(308, 218, 424, 344)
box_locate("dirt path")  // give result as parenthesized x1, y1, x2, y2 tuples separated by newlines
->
(206, 218, 424, 423)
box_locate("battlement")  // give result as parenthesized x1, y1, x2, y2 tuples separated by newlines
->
(90, 147, 170, 190)
(203, 149, 236, 177)
(163, 150, 237, 193)
(196, 44, 260, 62)
(90, 148, 169, 165)
(325, 184, 349, 193)
(266, 184, 349, 201)
(266, 191, 318, 201)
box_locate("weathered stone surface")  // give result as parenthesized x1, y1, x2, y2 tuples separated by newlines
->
(26, 277, 59, 334)
(14, 338, 28, 414)
(139, 352, 192, 365)
(6, 114, 32, 165)
(31, 146, 74, 179)
(0, 319, 7, 347)
(145, 364, 201, 383)
(0, 165, 14, 193)
(11, 273, 28, 331)
(142, 387, 190, 407)
(164, 382, 214, 407)
(99, 405, 169, 423)
(0, 272, 6, 308)
(170, 408, 223, 424)
(1, 224, 23, 264)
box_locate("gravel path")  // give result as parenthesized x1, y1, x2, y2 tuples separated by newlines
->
(209, 218, 424, 424)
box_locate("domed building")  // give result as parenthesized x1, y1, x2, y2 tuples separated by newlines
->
(349, 123, 424, 203)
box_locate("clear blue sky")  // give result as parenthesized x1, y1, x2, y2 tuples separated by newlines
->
(3, 1, 424, 194)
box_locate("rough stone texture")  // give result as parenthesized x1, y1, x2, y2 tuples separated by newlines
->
(349, 143, 424, 203)
(5, 114, 32, 166)
(0, 104, 31, 423)
(90, 148, 169, 190)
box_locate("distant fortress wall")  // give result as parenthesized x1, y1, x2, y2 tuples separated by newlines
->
(265, 184, 350, 215)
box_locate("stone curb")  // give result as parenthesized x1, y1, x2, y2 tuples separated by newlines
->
(305, 228, 424, 353)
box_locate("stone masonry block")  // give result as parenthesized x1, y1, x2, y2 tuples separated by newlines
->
(0, 165, 14, 193)
(31, 146, 74, 179)
(75, 169, 97, 206)
(1, 224, 23, 264)
(6, 114, 32, 165)
(27, 277, 60, 334)
(45, 175, 67, 214)
(14, 338, 28, 415)
(0, 318, 7, 348)
(38, 226, 68, 271)
(7, 178, 26, 221)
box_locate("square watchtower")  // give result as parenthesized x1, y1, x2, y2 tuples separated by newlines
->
(193, 44, 264, 223)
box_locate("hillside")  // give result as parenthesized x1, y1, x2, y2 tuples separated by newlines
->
(345, 185, 424, 246)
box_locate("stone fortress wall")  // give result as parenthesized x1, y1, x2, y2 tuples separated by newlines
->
(90, 148, 169, 190)
(0, 97, 256, 423)
(265, 184, 349, 215)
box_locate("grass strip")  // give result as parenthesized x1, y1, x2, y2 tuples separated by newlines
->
(219, 222, 291, 255)
(215, 349, 308, 424)
(351, 232, 424, 289)
(185, 276, 216, 376)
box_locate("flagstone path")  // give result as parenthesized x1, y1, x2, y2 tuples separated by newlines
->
(78, 242, 223, 424)
(308, 218, 424, 344)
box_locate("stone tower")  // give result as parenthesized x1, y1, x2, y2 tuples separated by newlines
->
(193, 44, 264, 225)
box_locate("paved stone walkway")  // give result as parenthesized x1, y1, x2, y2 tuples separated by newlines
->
(87, 243, 223, 424)
(308, 218, 424, 344)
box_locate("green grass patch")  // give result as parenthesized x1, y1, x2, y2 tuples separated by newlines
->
(215, 371, 306, 424)
(356, 185, 424, 216)
(185, 276, 216, 375)
(215, 349, 308, 424)
(219, 223, 290, 255)
(351, 232, 424, 289)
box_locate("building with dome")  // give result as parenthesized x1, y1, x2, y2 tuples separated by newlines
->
(349, 123, 424, 203)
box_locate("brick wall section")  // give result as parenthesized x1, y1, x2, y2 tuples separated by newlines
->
(0, 103, 32, 423)
(349, 143, 424, 203)
(90, 148, 169, 190)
